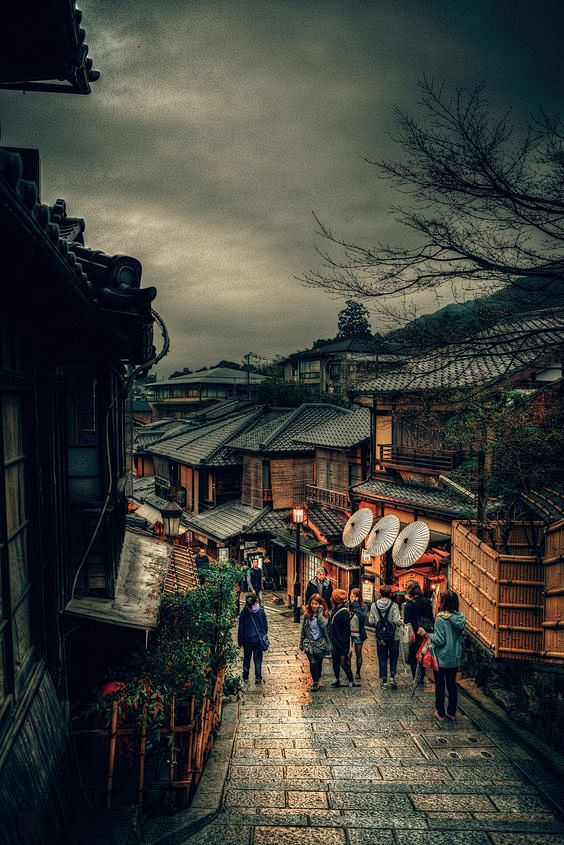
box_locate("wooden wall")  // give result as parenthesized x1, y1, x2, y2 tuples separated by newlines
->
(242, 455, 263, 509)
(316, 449, 349, 492)
(271, 457, 314, 510)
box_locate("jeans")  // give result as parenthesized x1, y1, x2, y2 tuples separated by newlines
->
(332, 652, 353, 683)
(307, 653, 324, 683)
(243, 643, 263, 680)
(434, 667, 458, 717)
(377, 639, 399, 680)
(408, 639, 425, 681)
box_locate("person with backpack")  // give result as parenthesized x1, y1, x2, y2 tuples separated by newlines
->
(369, 585, 402, 688)
(403, 582, 435, 683)
(328, 588, 356, 687)
(418, 589, 466, 721)
(349, 587, 368, 681)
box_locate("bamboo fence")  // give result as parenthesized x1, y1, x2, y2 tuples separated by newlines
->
(451, 521, 564, 663)
(72, 666, 226, 810)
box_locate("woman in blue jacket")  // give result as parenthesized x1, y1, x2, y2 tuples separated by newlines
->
(238, 594, 269, 684)
(419, 589, 466, 721)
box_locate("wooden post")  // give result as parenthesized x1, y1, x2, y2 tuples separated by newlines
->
(106, 701, 119, 809)
(138, 705, 148, 808)
(169, 694, 176, 790)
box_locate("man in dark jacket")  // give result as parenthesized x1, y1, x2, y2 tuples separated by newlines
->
(305, 566, 333, 606)
(237, 594, 269, 684)
(403, 582, 434, 681)
(194, 547, 210, 585)
(328, 588, 356, 687)
(246, 558, 263, 602)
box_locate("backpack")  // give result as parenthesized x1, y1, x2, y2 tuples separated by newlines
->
(375, 605, 395, 644)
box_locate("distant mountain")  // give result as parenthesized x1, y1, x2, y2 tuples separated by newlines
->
(387, 276, 564, 349)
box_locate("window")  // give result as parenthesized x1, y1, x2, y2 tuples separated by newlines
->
(299, 360, 320, 380)
(305, 554, 319, 584)
(0, 393, 34, 711)
(67, 372, 101, 504)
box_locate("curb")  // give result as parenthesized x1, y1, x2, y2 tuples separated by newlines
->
(140, 698, 240, 845)
(458, 678, 564, 820)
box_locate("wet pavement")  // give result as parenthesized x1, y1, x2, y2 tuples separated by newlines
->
(143, 607, 564, 845)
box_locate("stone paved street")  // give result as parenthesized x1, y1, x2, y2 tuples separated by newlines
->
(144, 608, 564, 845)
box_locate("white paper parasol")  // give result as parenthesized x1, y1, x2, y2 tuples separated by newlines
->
(342, 508, 374, 548)
(392, 521, 430, 568)
(365, 514, 401, 557)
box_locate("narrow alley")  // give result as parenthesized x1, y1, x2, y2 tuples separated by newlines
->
(143, 608, 564, 845)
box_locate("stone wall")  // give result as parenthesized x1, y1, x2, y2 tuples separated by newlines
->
(462, 631, 564, 754)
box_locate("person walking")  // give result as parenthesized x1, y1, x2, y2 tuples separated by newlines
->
(299, 593, 331, 691)
(328, 588, 356, 687)
(403, 582, 434, 683)
(418, 589, 466, 721)
(349, 587, 368, 681)
(369, 585, 402, 689)
(237, 594, 269, 684)
(194, 547, 210, 585)
(246, 558, 263, 603)
(305, 566, 333, 606)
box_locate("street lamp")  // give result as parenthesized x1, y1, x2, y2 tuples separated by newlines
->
(160, 498, 182, 541)
(292, 506, 305, 623)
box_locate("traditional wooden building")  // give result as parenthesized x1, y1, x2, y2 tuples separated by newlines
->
(150, 367, 265, 419)
(0, 145, 161, 843)
(283, 338, 404, 398)
(349, 310, 564, 590)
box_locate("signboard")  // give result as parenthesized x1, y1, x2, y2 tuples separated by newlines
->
(217, 547, 229, 562)
(361, 579, 374, 604)
(361, 549, 372, 564)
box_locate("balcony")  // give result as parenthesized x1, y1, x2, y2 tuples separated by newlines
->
(378, 445, 464, 474)
(304, 483, 350, 511)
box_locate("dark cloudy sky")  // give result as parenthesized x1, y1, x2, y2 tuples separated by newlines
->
(1, 1, 562, 377)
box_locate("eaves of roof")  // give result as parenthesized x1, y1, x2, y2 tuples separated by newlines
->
(350, 477, 475, 519)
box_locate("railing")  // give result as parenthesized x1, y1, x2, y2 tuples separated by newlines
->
(304, 483, 350, 511)
(72, 667, 226, 811)
(451, 521, 564, 664)
(378, 445, 464, 473)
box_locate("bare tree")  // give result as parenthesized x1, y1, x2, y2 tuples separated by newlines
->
(303, 79, 564, 314)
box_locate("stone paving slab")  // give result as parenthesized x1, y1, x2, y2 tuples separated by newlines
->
(144, 610, 564, 845)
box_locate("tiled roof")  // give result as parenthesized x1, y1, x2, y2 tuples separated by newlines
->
(134, 419, 193, 450)
(182, 501, 265, 541)
(155, 367, 265, 388)
(351, 477, 476, 518)
(230, 404, 349, 453)
(228, 410, 292, 451)
(521, 485, 564, 523)
(352, 311, 564, 395)
(250, 509, 291, 534)
(0, 1, 100, 95)
(307, 504, 349, 540)
(150, 410, 262, 465)
(0, 151, 156, 366)
(294, 406, 370, 448)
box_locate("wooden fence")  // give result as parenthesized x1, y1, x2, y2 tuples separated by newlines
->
(72, 667, 225, 810)
(452, 521, 564, 663)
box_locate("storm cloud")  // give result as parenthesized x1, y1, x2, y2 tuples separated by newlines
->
(1, 0, 562, 376)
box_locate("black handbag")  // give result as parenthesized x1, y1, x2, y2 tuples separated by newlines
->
(250, 613, 270, 652)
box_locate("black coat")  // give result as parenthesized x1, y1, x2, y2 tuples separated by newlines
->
(305, 577, 333, 607)
(404, 595, 434, 639)
(328, 605, 351, 656)
(237, 607, 268, 646)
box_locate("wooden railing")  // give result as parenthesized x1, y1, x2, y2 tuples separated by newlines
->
(303, 483, 350, 512)
(72, 667, 226, 810)
(378, 445, 464, 473)
(451, 521, 564, 664)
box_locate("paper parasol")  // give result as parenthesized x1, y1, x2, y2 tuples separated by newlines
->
(342, 508, 374, 548)
(365, 514, 401, 557)
(392, 521, 430, 568)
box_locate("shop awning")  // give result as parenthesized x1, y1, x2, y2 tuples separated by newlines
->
(65, 530, 172, 630)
